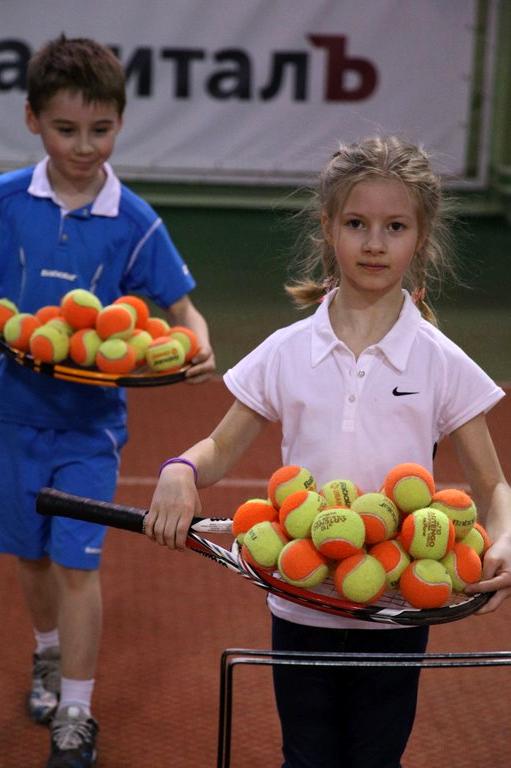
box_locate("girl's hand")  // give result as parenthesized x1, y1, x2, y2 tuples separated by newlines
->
(144, 464, 200, 550)
(465, 532, 511, 613)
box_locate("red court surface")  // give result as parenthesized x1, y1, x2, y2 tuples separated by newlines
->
(1, 379, 510, 767)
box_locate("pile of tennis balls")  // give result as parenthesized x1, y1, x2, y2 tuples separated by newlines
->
(232, 463, 490, 609)
(0, 291, 199, 374)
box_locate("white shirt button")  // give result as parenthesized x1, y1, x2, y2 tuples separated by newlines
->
(357, 370, 365, 378)
(348, 394, 356, 403)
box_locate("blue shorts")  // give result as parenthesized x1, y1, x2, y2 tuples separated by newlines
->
(0, 422, 128, 570)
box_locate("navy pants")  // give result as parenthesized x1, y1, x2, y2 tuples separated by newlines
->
(272, 615, 429, 768)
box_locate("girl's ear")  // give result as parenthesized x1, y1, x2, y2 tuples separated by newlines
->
(321, 211, 333, 245)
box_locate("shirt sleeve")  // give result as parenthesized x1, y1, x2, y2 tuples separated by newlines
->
(224, 332, 284, 422)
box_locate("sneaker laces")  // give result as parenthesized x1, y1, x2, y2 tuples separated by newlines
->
(52, 707, 94, 750)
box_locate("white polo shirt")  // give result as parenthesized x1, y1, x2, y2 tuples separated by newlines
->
(224, 289, 505, 630)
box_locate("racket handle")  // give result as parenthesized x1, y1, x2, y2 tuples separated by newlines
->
(36, 488, 146, 533)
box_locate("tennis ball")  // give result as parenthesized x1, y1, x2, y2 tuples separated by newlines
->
(126, 329, 153, 366)
(96, 338, 136, 374)
(146, 336, 185, 372)
(399, 559, 452, 608)
(243, 520, 288, 568)
(3, 313, 41, 351)
(35, 305, 61, 324)
(46, 316, 74, 337)
(440, 542, 482, 592)
(114, 295, 150, 329)
(267, 465, 316, 509)
(351, 492, 400, 544)
(69, 328, 103, 367)
(430, 489, 477, 540)
(146, 316, 171, 339)
(462, 522, 491, 557)
(232, 499, 278, 544)
(96, 304, 135, 340)
(384, 462, 435, 513)
(369, 539, 411, 590)
(319, 478, 361, 508)
(29, 325, 69, 363)
(279, 490, 326, 539)
(334, 553, 386, 604)
(61, 289, 102, 329)
(169, 326, 200, 362)
(0, 298, 18, 332)
(311, 508, 365, 560)
(278, 538, 329, 587)
(400, 508, 455, 560)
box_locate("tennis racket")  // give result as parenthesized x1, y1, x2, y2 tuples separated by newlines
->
(36, 487, 492, 626)
(0, 338, 188, 388)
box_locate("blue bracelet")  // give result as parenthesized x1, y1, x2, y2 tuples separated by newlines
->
(159, 457, 198, 484)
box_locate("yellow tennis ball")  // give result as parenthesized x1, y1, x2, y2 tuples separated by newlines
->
(334, 553, 386, 604)
(430, 488, 477, 540)
(319, 478, 361, 508)
(384, 462, 435, 514)
(169, 326, 200, 362)
(278, 490, 326, 539)
(400, 508, 455, 560)
(126, 329, 153, 366)
(440, 542, 482, 592)
(35, 305, 61, 325)
(114, 295, 150, 329)
(145, 316, 171, 339)
(69, 328, 103, 367)
(29, 325, 69, 363)
(351, 492, 400, 545)
(0, 298, 18, 332)
(61, 289, 102, 330)
(399, 559, 452, 608)
(46, 316, 74, 337)
(267, 465, 316, 509)
(145, 336, 185, 372)
(243, 520, 288, 568)
(96, 304, 135, 340)
(278, 538, 329, 587)
(232, 499, 279, 545)
(311, 508, 365, 560)
(4, 313, 41, 351)
(462, 522, 491, 557)
(96, 338, 136, 374)
(369, 539, 411, 590)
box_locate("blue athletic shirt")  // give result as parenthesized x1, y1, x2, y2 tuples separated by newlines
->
(0, 159, 196, 429)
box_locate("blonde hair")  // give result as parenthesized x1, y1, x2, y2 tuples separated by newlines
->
(285, 135, 458, 324)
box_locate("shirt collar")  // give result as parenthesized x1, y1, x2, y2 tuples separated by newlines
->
(28, 157, 121, 217)
(310, 288, 421, 371)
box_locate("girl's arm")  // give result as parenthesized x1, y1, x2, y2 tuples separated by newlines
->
(166, 295, 216, 382)
(450, 412, 511, 613)
(144, 400, 268, 549)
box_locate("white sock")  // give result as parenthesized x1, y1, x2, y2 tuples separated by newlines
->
(59, 678, 95, 716)
(34, 628, 60, 655)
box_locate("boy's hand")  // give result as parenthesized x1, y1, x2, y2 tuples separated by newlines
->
(184, 344, 216, 384)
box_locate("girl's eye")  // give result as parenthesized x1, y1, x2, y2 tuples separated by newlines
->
(345, 218, 363, 229)
(389, 222, 405, 232)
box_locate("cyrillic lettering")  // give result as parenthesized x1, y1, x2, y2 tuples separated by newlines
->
(0, 40, 30, 91)
(161, 48, 205, 98)
(260, 52, 307, 101)
(309, 35, 377, 101)
(207, 49, 251, 100)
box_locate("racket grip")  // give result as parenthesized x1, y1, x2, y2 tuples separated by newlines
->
(36, 488, 146, 533)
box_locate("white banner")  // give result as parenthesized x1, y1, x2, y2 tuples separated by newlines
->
(0, 0, 496, 186)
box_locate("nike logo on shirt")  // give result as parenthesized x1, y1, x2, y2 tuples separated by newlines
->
(392, 387, 419, 397)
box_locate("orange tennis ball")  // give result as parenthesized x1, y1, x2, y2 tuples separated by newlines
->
(400, 508, 455, 560)
(29, 325, 69, 363)
(35, 305, 61, 325)
(232, 499, 279, 544)
(146, 316, 171, 339)
(61, 289, 102, 330)
(334, 553, 386, 604)
(126, 329, 153, 367)
(96, 338, 136, 374)
(279, 490, 326, 539)
(440, 541, 482, 592)
(399, 559, 452, 608)
(462, 522, 491, 557)
(114, 295, 150, 329)
(351, 492, 400, 544)
(168, 326, 200, 362)
(430, 488, 477, 540)
(278, 538, 329, 587)
(3, 313, 41, 351)
(243, 521, 288, 568)
(0, 298, 18, 332)
(267, 465, 316, 509)
(319, 478, 361, 508)
(96, 304, 135, 340)
(69, 328, 103, 367)
(311, 508, 365, 560)
(384, 462, 435, 513)
(46, 316, 74, 337)
(369, 539, 411, 589)
(146, 336, 185, 372)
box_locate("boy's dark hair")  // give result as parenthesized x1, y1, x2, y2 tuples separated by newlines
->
(27, 34, 126, 115)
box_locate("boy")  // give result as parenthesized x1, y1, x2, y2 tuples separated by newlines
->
(0, 35, 215, 768)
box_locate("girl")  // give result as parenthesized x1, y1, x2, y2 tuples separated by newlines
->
(145, 136, 511, 768)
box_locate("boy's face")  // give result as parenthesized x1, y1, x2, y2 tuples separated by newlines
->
(25, 89, 123, 189)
